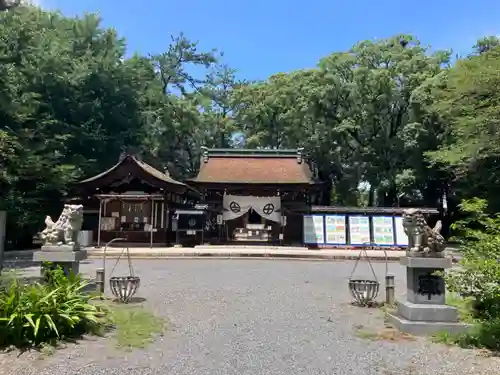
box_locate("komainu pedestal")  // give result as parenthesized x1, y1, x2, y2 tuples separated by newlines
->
(387, 208, 470, 335)
(387, 256, 469, 335)
(33, 204, 87, 277)
(34, 247, 87, 277)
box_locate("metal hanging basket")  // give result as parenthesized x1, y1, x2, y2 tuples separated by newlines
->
(109, 275, 140, 303)
(348, 245, 386, 306)
(105, 239, 140, 303)
(348, 279, 380, 306)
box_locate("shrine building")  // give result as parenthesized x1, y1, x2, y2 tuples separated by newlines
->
(69, 148, 439, 249)
(186, 148, 323, 245)
(70, 154, 198, 247)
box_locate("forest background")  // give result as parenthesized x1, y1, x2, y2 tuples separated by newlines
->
(1, 5, 499, 249)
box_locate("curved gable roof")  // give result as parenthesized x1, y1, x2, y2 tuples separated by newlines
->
(77, 154, 186, 188)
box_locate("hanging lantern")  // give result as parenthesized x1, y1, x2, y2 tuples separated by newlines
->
(109, 276, 140, 303)
(348, 279, 380, 305)
(103, 239, 141, 303)
(348, 248, 384, 306)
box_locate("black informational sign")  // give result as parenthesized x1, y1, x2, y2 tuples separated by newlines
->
(175, 210, 205, 231)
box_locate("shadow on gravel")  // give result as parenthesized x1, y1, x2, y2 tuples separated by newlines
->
(350, 301, 387, 309)
(109, 297, 147, 304)
(2, 259, 39, 270)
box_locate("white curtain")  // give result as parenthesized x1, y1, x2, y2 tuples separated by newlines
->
(222, 194, 282, 223)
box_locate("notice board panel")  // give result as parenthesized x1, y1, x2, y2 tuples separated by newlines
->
(303, 215, 325, 244)
(348, 216, 370, 245)
(394, 216, 408, 246)
(372, 216, 395, 246)
(324, 215, 347, 245)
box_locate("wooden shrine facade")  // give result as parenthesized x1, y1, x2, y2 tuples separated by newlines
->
(71, 154, 198, 247)
(187, 148, 323, 245)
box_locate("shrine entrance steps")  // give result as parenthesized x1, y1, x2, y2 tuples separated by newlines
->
(194, 244, 306, 252)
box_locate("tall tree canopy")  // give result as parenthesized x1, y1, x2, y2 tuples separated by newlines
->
(232, 35, 451, 206)
(0, 7, 224, 247)
(425, 37, 500, 212)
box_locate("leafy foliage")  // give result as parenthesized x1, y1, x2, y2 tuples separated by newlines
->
(438, 198, 500, 350)
(445, 199, 500, 319)
(426, 39, 500, 212)
(232, 35, 451, 206)
(0, 7, 225, 248)
(0, 266, 107, 347)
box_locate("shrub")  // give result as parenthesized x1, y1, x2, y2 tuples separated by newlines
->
(0, 266, 108, 347)
(442, 198, 500, 350)
(445, 198, 500, 321)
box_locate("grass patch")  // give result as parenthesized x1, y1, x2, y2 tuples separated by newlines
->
(446, 293, 476, 324)
(353, 324, 416, 342)
(106, 303, 166, 350)
(354, 327, 379, 340)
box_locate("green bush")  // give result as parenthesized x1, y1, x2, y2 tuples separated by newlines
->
(445, 198, 500, 320)
(0, 266, 108, 347)
(442, 198, 500, 350)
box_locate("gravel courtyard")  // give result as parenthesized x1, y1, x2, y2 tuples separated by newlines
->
(2, 259, 500, 375)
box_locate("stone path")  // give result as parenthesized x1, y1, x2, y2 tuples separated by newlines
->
(2, 259, 499, 375)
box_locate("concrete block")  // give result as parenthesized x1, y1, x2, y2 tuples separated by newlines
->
(33, 250, 87, 263)
(400, 256, 452, 269)
(397, 300, 459, 322)
(41, 244, 80, 252)
(387, 313, 471, 336)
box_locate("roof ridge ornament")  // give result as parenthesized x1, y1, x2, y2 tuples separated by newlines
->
(118, 151, 128, 162)
(201, 146, 209, 163)
(297, 147, 304, 164)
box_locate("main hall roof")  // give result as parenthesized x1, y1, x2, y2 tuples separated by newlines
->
(189, 148, 316, 185)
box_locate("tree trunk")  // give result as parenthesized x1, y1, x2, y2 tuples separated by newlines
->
(368, 185, 376, 207)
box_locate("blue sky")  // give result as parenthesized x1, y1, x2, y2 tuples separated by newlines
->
(40, 0, 500, 81)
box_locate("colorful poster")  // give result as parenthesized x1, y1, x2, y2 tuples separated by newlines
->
(303, 215, 325, 244)
(324, 215, 347, 245)
(394, 216, 408, 246)
(372, 216, 395, 246)
(348, 216, 371, 245)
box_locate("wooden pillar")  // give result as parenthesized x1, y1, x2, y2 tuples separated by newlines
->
(150, 199, 154, 249)
(103, 199, 107, 218)
(97, 199, 103, 247)
(155, 199, 159, 228)
(160, 201, 165, 229)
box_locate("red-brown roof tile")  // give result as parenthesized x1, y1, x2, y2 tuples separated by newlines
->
(77, 155, 185, 186)
(193, 156, 314, 184)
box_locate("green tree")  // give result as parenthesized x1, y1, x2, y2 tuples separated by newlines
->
(197, 64, 239, 148)
(319, 34, 450, 206)
(0, 7, 151, 247)
(426, 41, 500, 212)
(140, 34, 221, 178)
(232, 35, 450, 206)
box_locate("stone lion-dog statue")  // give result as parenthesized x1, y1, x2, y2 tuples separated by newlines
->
(402, 208, 445, 255)
(40, 204, 84, 247)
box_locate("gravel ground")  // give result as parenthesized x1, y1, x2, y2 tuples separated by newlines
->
(1, 259, 500, 375)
